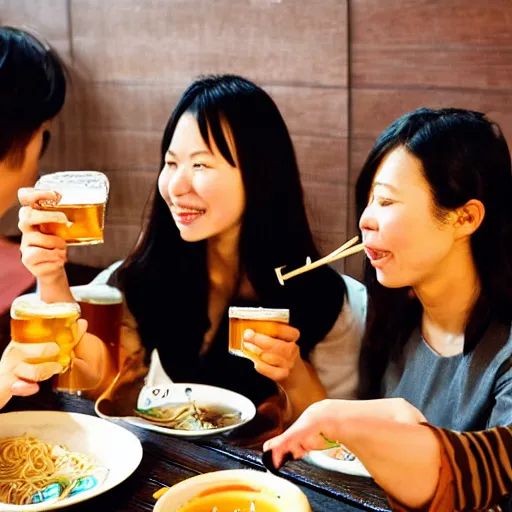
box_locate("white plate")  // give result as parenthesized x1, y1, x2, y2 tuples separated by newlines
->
(304, 447, 372, 478)
(96, 383, 256, 438)
(0, 410, 143, 511)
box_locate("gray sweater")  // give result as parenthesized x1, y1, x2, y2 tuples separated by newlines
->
(383, 321, 512, 430)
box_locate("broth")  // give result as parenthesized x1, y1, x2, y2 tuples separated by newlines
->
(135, 403, 242, 431)
(177, 490, 282, 512)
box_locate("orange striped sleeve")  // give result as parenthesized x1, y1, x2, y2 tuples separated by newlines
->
(388, 425, 512, 512)
(435, 425, 512, 511)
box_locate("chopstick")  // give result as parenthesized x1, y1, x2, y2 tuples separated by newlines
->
(275, 236, 365, 285)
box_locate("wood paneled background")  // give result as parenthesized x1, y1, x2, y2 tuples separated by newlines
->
(1, 0, 511, 280)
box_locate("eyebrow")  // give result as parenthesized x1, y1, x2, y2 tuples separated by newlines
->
(166, 150, 212, 158)
(372, 181, 399, 193)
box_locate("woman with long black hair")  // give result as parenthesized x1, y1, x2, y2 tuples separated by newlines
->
(265, 108, 512, 511)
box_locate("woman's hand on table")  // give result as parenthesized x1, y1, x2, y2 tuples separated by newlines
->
(263, 397, 427, 468)
(242, 323, 301, 382)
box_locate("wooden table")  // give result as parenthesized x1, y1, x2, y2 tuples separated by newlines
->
(4, 390, 391, 512)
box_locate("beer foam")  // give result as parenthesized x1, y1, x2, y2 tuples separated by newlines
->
(228, 306, 290, 321)
(71, 284, 123, 305)
(11, 295, 81, 318)
(57, 187, 106, 205)
(36, 171, 109, 205)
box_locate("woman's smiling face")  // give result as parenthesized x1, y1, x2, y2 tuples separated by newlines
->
(158, 113, 245, 243)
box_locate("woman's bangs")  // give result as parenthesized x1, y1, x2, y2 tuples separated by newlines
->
(194, 104, 237, 167)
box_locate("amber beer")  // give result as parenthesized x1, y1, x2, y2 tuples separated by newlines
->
(70, 284, 123, 370)
(228, 307, 290, 360)
(39, 201, 105, 245)
(35, 171, 109, 245)
(10, 294, 81, 371)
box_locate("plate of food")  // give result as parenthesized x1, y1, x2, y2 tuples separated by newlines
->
(0, 410, 143, 511)
(303, 445, 372, 479)
(153, 469, 311, 512)
(96, 383, 257, 438)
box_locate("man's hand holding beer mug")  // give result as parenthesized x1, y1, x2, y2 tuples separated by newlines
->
(18, 171, 109, 302)
(0, 316, 88, 408)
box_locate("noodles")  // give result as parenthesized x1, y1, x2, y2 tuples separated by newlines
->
(135, 403, 242, 431)
(0, 434, 105, 505)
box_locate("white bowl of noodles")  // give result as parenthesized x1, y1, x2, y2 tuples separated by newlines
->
(153, 469, 311, 512)
(0, 410, 142, 511)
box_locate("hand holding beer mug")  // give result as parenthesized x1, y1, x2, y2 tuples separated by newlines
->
(10, 294, 81, 373)
(228, 307, 300, 381)
(34, 171, 109, 245)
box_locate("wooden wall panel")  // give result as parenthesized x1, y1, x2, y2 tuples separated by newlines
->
(353, 48, 512, 90)
(352, 89, 512, 141)
(70, 0, 346, 86)
(352, 0, 512, 46)
(0, 0, 70, 57)
(352, 0, 512, 89)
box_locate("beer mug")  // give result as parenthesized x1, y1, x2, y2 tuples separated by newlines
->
(70, 284, 123, 371)
(10, 294, 81, 372)
(35, 171, 109, 245)
(228, 307, 290, 360)
(51, 284, 123, 397)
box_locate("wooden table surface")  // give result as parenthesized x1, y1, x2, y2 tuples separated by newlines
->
(3, 390, 391, 512)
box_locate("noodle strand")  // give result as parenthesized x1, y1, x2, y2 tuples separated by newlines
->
(0, 435, 99, 505)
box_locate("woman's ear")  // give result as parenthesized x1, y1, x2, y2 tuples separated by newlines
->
(453, 199, 485, 238)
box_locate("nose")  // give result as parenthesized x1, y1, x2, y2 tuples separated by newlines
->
(359, 203, 378, 234)
(168, 164, 192, 198)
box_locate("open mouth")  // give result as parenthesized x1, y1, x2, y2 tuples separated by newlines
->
(364, 247, 391, 265)
(171, 206, 206, 226)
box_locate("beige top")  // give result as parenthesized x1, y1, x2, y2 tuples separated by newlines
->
(310, 274, 367, 399)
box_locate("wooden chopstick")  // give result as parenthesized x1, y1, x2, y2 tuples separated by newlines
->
(318, 235, 360, 261)
(275, 237, 365, 285)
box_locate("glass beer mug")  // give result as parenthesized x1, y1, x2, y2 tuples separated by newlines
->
(10, 294, 81, 373)
(35, 171, 109, 245)
(51, 284, 123, 398)
(70, 284, 123, 371)
(228, 307, 290, 360)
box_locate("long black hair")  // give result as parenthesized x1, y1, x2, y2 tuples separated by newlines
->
(113, 75, 346, 382)
(356, 108, 512, 399)
(0, 26, 66, 164)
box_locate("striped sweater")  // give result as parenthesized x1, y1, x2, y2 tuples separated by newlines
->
(389, 425, 512, 512)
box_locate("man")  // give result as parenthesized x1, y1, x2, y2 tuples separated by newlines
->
(0, 25, 72, 408)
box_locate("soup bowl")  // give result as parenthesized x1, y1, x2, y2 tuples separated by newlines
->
(153, 469, 311, 512)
